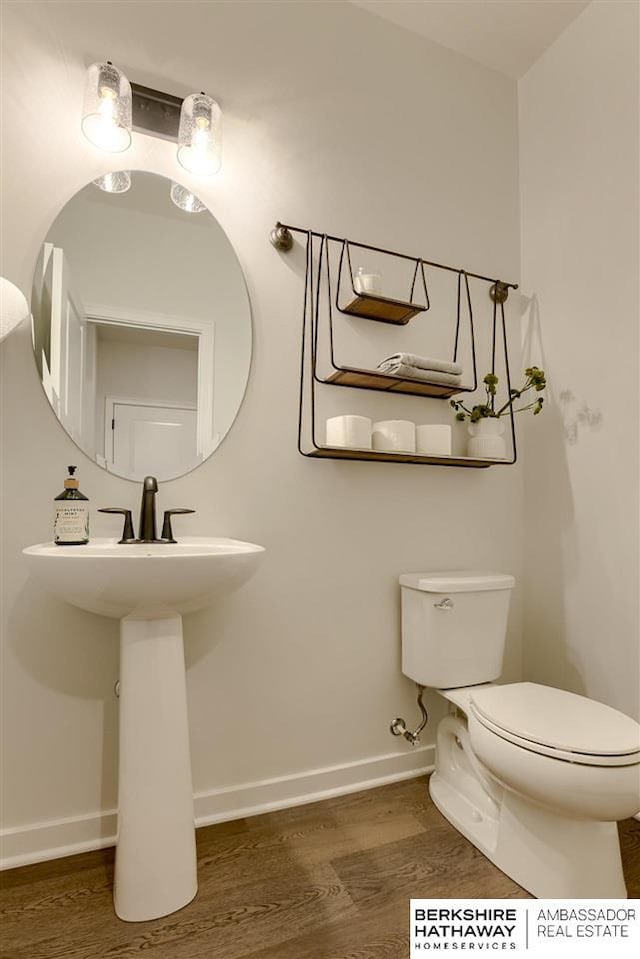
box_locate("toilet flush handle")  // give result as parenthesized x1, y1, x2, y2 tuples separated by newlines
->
(434, 597, 454, 610)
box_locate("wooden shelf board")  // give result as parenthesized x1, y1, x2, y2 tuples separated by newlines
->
(342, 293, 425, 325)
(307, 446, 501, 468)
(326, 368, 466, 399)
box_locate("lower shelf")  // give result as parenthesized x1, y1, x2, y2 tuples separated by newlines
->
(306, 446, 503, 468)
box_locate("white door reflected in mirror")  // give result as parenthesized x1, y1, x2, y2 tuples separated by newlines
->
(111, 401, 199, 480)
(30, 171, 251, 481)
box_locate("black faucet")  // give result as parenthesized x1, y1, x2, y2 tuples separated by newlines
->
(99, 476, 195, 544)
(139, 475, 158, 542)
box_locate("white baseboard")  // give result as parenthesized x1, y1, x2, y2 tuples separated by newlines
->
(0, 745, 434, 871)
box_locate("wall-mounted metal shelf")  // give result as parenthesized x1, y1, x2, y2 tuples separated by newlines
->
(271, 223, 519, 468)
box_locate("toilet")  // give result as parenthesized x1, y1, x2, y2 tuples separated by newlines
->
(400, 570, 640, 899)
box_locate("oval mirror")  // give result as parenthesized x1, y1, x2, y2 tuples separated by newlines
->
(31, 172, 251, 481)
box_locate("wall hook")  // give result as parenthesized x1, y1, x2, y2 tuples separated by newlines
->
(490, 281, 510, 304)
(269, 222, 294, 252)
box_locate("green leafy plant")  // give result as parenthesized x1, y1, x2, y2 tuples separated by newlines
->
(450, 367, 546, 423)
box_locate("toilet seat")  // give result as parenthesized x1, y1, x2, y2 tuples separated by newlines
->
(470, 682, 640, 768)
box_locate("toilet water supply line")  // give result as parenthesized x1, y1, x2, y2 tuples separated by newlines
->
(390, 684, 428, 746)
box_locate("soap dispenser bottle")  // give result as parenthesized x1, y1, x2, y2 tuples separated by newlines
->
(54, 466, 89, 545)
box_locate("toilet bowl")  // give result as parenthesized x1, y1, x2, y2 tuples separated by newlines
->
(469, 683, 640, 820)
(399, 571, 640, 898)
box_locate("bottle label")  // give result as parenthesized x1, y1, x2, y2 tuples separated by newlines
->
(54, 503, 90, 543)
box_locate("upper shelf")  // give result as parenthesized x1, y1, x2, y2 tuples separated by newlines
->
(325, 365, 471, 399)
(341, 291, 426, 326)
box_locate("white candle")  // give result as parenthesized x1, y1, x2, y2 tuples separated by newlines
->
(354, 267, 382, 295)
(416, 424, 452, 456)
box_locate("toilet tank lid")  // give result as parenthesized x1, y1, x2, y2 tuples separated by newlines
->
(399, 571, 515, 593)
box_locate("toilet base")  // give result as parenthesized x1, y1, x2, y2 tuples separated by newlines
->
(430, 715, 628, 899)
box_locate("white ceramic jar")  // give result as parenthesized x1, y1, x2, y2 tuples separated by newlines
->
(467, 418, 507, 459)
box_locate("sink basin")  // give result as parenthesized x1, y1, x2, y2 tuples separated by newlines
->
(23, 535, 265, 923)
(23, 537, 265, 619)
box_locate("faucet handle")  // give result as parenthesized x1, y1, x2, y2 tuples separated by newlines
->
(161, 509, 195, 543)
(98, 508, 137, 544)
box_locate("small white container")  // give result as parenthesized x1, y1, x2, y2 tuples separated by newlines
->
(326, 415, 372, 449)
(354, 267, 382, 295)
(467, 418, 507, 459)
(372, 420, 416, 453)
(416, 424, 452, 456)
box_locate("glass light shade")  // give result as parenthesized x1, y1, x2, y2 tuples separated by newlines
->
(170, 182, 206, 213)
(93, 170, 132, 193)
(177, 93, 222, 176)
(81, 61, 132, 153)
(0, 278, 29, 343)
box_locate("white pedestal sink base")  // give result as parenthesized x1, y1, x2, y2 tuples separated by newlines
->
(23, 537, 266, 921)
(115, 614, 198, 922)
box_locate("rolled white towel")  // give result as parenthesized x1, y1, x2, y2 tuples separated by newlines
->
(378, 353, 462, 376)
(378, 362, 462, 386)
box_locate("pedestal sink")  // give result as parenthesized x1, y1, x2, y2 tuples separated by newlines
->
(22, 537, 265, 922)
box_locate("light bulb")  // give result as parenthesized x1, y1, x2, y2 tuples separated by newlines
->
(99, 88, 116, 115)
(81, 61, 132, 153)
(192, 116, 210, 148)
(177, 93, 221, 176)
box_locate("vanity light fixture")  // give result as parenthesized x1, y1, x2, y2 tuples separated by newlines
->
(93, 171, 132, 193)
(81, 61, 132, 153)
(170, 182, 206, 213)
(81, 68, 222, 176)
(176, 93, 222, 176)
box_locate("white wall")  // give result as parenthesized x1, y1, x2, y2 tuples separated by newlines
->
(0, 0, 522, 863)
(519, 1, 639, 718)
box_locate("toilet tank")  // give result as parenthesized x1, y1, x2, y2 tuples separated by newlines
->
(399, 571, 515, 689)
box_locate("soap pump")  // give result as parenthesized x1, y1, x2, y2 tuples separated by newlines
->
(54, 466, 89, 545)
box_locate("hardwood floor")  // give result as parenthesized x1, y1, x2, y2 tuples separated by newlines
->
(2, 776, 639, 959)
